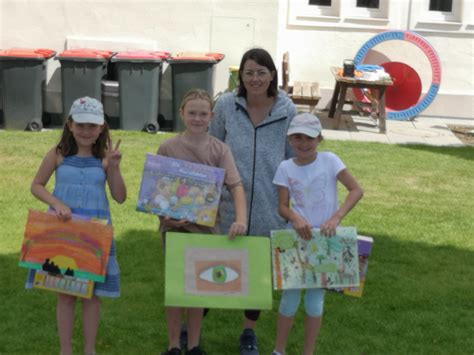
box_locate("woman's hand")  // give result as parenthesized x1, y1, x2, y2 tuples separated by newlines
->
(159, 216, 189, 230)
(228, 222, 247, 240)
(292, 215, 312, 240)
(52, 202, 72, 221)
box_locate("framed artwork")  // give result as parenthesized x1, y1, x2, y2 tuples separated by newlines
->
(136, 154, 225, 227)
(271, 227, 360, 290)
(19, 210, 113, 283)
(331, 235, 374, 297)
(165, 232, 272, 310)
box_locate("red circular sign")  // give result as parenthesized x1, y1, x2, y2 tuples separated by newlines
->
(381, 62, 422, 111)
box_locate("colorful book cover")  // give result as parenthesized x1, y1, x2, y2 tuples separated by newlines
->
(136, 154, 225, 227)
(165, 232, 272, 310)
(19, 210, 113, 283)
(33, 270, 94, 299)
(271, 227, 360, 290)
(331, 235, 373, 297)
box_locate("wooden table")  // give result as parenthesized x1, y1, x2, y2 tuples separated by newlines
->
(328, 67, 393, 133)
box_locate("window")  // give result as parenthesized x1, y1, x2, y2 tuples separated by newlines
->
(344, 0, 388, 20)
(288, 0, 393, 28)
(288, 0, 339, 21)
(429, 0, 453, 12)
(357, 0, 379, 9)
(409, 0, 464, 30)
(309, 0, 332, 5)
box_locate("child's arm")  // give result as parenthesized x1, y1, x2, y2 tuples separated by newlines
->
(320, 169, 363, 236)
(227, 183, 247, 240)
(31, 148, 71, 221)
(105, 139, 127, 204)
(277, 186, 312, 240)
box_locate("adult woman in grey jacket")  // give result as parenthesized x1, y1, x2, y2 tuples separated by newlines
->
(209, 48, 297, 355)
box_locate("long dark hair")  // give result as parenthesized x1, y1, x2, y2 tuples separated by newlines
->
(237, 48, 278, 98)
(56, 117, 110, 159)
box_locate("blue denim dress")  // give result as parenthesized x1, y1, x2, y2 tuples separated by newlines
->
(26, 155, 120, 297)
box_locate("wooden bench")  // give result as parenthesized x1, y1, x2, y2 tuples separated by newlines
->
(281, 52, 321, 112)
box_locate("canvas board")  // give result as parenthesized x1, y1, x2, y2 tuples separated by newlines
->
(19, 210, 113, 283)
(137, 154, 225, 227)
(271, 227, 360, 290)
(165, 232, 272, 309)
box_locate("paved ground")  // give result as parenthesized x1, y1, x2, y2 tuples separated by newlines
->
(315, 110, 472, 146)
(1, 112, 472, 147)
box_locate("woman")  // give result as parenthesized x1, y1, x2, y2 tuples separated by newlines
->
(209, 48, 297, 355)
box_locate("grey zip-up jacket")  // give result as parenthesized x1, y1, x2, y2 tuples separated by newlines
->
(210, 91, 297, 237)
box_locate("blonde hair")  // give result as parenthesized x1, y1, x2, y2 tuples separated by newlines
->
(179, 89, 213, 111)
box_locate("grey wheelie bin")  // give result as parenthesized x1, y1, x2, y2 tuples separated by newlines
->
(167, 52, 224, 131)
(0, 48, 56, 130)
(111, 50, 169, 132)
(56, 49, 113, 122)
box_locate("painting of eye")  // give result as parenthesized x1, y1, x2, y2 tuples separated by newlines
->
(184, 248, 249, 296)
(199, 265, 239, 284)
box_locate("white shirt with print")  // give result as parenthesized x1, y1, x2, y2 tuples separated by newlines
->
(273, 152, 346, 228)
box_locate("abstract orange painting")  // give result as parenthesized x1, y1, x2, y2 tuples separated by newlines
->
(19, 210, 113, 282)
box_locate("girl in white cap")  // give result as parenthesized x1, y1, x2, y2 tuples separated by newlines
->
(27, 96, 126, 355)
(271, 113, 363, 355)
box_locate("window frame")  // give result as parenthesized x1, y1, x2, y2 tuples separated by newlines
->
(408, 0, 474, 33)
(288, 0, 392, 29)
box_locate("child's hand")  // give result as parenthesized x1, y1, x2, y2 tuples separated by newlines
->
(52, 202, 72, 221)
(292, 215, 312, 240)
(106, 138, 122, 168)
(159, 216, 189, 230)
(320, 215, 341, 237)
(228, 222, 247, 240)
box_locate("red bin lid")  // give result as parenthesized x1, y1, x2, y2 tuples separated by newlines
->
(168, 52, 225, 63)
(57, 48, 114, 60)
(0, 48, 56, 59)
(112, 50, 170, 61)
(205, 52, 225, 62)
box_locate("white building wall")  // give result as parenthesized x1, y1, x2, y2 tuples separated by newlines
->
(277, 0, 474, 119)
(1, 0, 473, 119)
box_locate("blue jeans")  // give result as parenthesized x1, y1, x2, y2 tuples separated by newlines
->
(279, 288, 325, 317)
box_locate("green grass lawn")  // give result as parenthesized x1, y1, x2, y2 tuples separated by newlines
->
(1, 130, 473, 354)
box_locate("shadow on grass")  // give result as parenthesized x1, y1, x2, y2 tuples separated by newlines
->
(2, 230, 473, 354)
(320, 231, 474, 354)
(398, 142, 474, 161)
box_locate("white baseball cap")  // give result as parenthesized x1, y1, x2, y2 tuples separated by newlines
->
(69, 96, 104, 125)
(287, 112, 322, 138)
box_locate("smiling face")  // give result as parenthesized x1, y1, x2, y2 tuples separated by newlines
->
(241, 59, 275, 97)
(68, 121, 103, 150)
(180, 98, 213, 135)
(288, 133, 321, 164)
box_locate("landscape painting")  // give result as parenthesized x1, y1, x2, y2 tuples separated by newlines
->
(19, 210, 113, 282)
(271, 227, 359, 290)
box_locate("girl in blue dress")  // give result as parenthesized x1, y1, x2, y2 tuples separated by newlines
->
(27, 97, 127, 355)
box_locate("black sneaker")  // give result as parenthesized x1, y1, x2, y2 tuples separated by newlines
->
(185, 346, 206, 355)
(161, 348, 182, 355)
(180, 324, 188, 351)
(239, 328, 259, 355)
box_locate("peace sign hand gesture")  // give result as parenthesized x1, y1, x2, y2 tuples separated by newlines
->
(106, 138, 122, 168)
